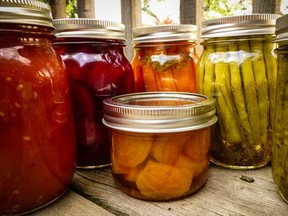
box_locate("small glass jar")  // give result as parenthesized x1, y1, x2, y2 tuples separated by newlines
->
(198, 14, 279, 169)
(103, 92, 217, 201)
(0, 1, 76, 215)
(132, 25, 198, 93)
(272, 14, 288, 203)
(53, 19, 135, 169)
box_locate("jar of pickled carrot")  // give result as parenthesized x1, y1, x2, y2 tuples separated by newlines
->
(198, 14, 279, 169)
(0, 1, 76, 215)
(272, 14, 288, 203)
(103, 92, 217, 201)
(132, 25, 198, 92)
(53, 19, 135, 169)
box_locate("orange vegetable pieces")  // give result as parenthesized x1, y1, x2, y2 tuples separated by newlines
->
(184, 129, 211, 161)
(142, 64, 158, 91)
(111, 151, 130, 174)
(157, 69, 178, 91)
(151, 134, 186, 164)
(172, 59, 197, 92)
(111, 132, 153, 168)
(136, 160, 192, 199)
(174, 154, 209, 177)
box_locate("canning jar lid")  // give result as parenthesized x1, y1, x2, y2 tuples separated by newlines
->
(53, 18, 126, 40)
(103, 92, 217, 133)
(132, 24, 198, 43)
(201, 14, 279, 38)
(275, 14, 288, 42)
(0, 0, 53, 28)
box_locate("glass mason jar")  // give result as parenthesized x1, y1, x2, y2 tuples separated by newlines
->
(103, 92, 217, 201)
(132, 25, 198, 93)
(272, 14, 288, 203)
(197, 14, 279, 169)
(0, 1, 76, 215)
(53, 19, 135, 169)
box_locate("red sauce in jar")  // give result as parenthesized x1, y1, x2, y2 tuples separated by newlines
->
(0, 22, 76, 216)
(53, 19, 135, 168)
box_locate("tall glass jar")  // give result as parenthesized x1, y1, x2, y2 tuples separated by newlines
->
(197, 14, 279, 169)
(132, 25, 198, 93)
(0, 1, 76, 215)
(53, 19, 135, 169)
(272, 14, 288, 203)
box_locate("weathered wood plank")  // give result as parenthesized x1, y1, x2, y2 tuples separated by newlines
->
(71, 165, 288, 215)
(30, 190, 114, 216)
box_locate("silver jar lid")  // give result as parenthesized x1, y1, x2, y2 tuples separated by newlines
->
(53, 18, 126, 40)
(275, 14, 288, 42)
(0, 0, 53, 28)
(132, 24, 198, 43)
(201, 14, 279, 38)
(103, 92, 217, 133)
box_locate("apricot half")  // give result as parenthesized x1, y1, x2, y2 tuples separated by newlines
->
(136, 160, 192, 200)
(111, 131, 153, 168)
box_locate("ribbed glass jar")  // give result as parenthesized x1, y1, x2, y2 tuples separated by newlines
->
(0, 1, 76, 215)
(103, 92, 217, 201)
(53, 19, 135, 169)
(132, 25, 198, 93)
(272, 14, 288, 203)
(197, 14, 279, 169)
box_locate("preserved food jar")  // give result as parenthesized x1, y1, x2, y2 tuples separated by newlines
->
(198, 14, 279, 169)
(0, 1, 76, 215)
(53, 19, 135, 169)
(272, 14, 288, 203)
(132, 25, 198, 93)
(103, 92, 217, 201)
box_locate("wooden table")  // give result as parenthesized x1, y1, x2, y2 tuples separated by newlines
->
(30, 165, 288, 216)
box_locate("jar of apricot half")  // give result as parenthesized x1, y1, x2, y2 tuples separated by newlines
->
(103, 92, 217, 201)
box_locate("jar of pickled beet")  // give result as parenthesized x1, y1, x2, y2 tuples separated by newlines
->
(132, 25, 198, 93)
(53, 19, 135, 169)
(272, 14, 288, 203)
(198, 14, 279, 169)
(103, 92, 217, 201)
(0, 1, 76, 215)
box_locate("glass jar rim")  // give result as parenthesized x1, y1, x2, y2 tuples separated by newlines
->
(0, 0, 53, 29)
(103, 92, 217, 133)
(53, 18, 126, 40)
(201, 14, 279, 38)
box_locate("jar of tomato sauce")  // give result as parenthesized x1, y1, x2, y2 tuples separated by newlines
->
(53, 19, 135, 169)
(132, 25, 198, 93)
(0, 1, 76, 215)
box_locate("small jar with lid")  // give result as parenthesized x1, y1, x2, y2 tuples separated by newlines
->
(132, 25, 198, 93)
(53, 19, 135, 169)
(197, 14, 279, 169)
(0, 1, 76, 215)
(103, 92, 217, 201)
(272, 14, 288, 203)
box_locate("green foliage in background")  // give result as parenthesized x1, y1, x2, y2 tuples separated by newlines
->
(38, 0, 77, 18)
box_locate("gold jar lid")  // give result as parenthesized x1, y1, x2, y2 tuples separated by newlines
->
(132, 24, 198, 43)
(103, 92, 217, 133)
(53, 18, 126, 40)
(0, 0, 53, 28)
(201, 14, 279, 38)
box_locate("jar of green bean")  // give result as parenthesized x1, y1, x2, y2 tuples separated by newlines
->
(272, 14, 288, 203)
(198, 14, 279, 169)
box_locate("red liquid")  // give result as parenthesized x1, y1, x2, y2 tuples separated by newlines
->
(0, 32, 76, 215)
(54, 39, 135, 167)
